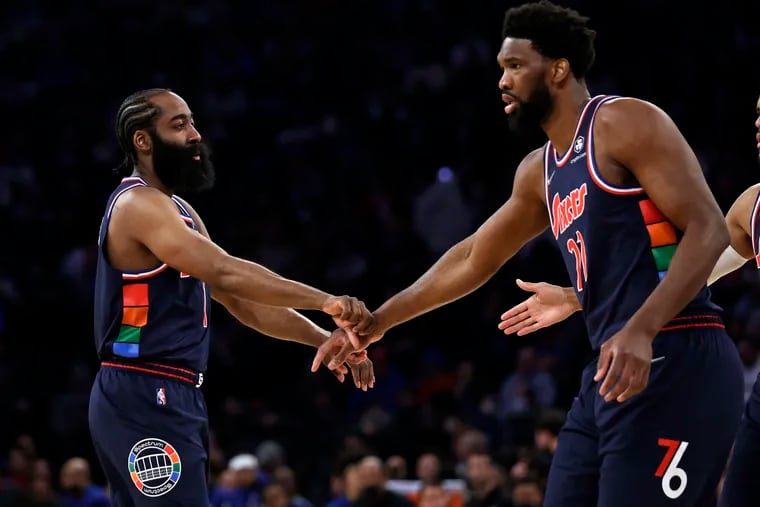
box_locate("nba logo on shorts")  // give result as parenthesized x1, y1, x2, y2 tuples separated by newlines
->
(156, 388, 166, 406)
(128, 438, 181, 497)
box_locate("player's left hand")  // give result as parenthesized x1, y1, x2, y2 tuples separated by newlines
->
(346, 352, 375, 391)
(594, 326, 653, 403)
(312, 328, 361, 378)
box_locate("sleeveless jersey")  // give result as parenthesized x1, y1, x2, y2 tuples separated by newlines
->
(751, 189, 760, 268)
(544, 95, 719, 349)
(94, 176, 211, 372)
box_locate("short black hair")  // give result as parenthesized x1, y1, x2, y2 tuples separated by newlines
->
(502, 0, 596, 79)
(114, 88, 170, 174)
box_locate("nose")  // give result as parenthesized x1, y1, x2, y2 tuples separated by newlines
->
(499, 70, 513, 92)
(188, 124, 202, 144)
(755, 115, 760, 130)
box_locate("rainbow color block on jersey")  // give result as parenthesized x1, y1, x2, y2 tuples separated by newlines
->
(114, 283, 149, 357)
(639, 199, 678, 281)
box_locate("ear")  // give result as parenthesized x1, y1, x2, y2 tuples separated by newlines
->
(550, 58, 571, 83)
(133, 130, 152, 155)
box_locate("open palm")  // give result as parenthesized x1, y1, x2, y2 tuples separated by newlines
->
(498, 279, 577, 336)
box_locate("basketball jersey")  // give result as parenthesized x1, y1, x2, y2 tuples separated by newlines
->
(751, 190, 760, 268)
(94, 176, 211, 371)
(544, 95, 719, 349)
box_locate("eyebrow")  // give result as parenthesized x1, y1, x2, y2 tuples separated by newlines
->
(169, 113, 193, 122)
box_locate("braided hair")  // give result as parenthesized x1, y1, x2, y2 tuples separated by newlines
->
(113, 88, 170, 174)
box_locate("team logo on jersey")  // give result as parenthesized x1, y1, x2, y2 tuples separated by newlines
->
(128, 438, 181, 497)
(156, 387, 167, 406)
(550, 183, 588, 239)
(574, 136, 585, 153)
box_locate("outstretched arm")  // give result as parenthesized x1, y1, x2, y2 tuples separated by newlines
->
(175, 197, 374, 389)
(499, 184, 760, 336)
(353, 148, 549, 342)
(213, 292, 373, 389)
(111, 189, 371, 326)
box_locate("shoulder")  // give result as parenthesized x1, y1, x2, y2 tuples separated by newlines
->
(512, 145, 547, 198)
(112, 184, 172, 216)
(595, 97, 672, 134)
(727, 183, 760, 227)
(172, 194, 210, 238)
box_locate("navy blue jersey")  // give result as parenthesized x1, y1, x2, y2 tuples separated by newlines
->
(94, 176, 211, 372)
(751, 189, 760, 268)
(544, 95, 718, 349)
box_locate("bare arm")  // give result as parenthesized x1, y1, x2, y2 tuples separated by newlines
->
(212, 291, 329, 346)
(725, 184, 758, 259)
(368, 148, 550, 332)
(708, 184, 758, 284)
(598, 99, 729, 337)
(173, 196, 340, 347)
(112, 188, 356, 314)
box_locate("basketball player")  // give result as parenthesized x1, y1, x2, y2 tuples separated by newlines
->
(498, 94, 760, 507)
(313, 2, 744, 505)
(89, 88, 374, 506)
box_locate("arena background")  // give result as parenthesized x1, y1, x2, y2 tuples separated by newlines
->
(1, 1, 759, 506)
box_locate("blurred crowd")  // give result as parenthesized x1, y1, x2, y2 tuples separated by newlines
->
(2, 0, 760, 506)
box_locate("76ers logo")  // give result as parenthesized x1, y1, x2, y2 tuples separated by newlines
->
(655, 438, 688, 499)
(128, 438, 181, 497)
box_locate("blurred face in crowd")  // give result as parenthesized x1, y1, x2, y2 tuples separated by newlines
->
(139, 92, 215, 193)
(264, 482, 290, 507)
(465, 454, 493, 490)
(511, 481, 543, 507)
(498, 38, 555, 134)
(418, 484, 451, 507)
(416, 453, 441, 483)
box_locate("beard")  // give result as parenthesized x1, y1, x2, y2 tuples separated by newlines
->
(507, 80, 553, 137)
(150, 131, 216, 194)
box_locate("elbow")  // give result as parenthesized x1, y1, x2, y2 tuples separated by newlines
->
(209, 254, 238, 294)
(710, 216, 730, 253)
(699, 214, 730, 258)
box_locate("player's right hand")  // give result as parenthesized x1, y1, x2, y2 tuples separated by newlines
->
(498, 279, 578, 336)
(312, 328, 371, 378)
(321, 295, 373, 330)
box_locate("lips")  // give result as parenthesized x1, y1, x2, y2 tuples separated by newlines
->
(502, 94, 517, 115)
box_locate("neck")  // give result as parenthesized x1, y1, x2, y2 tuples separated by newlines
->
(541, 82, 591, 154)
(130, 164, 173, 196)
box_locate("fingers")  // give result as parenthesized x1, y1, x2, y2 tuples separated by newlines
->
(499, 302, 528, 322)
(311, 341, 332, 372)
(345, 350, 368, 364)
(515, 320, 544, 336)
(594, 344, 613, 384)
(602, 360, 632, 402)
(331, 369, 345, 383)
(615, 362, 650, 403)
(498, 307, 535, 335)
(328, 340, 356, 370)
(350, 360, 376, 391)
(597, 352, 620, 399)
(515, 279, 541, 292)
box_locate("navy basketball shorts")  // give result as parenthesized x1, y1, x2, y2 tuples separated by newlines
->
(719, 369, 760, 507)
(544, 323, 743, 507)
(89, 361, 209, 507)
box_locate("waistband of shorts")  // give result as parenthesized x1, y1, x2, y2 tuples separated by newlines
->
(659, 312, 724, 333)
(100, 358, 204, 387)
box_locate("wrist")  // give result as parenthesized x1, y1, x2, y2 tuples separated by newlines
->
(563, 287, 582, 312)
(622, 315, 658, 342)
(372, 308, 391, 335)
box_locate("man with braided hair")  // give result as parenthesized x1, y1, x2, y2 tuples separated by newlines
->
(90, 88, 375, 506)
